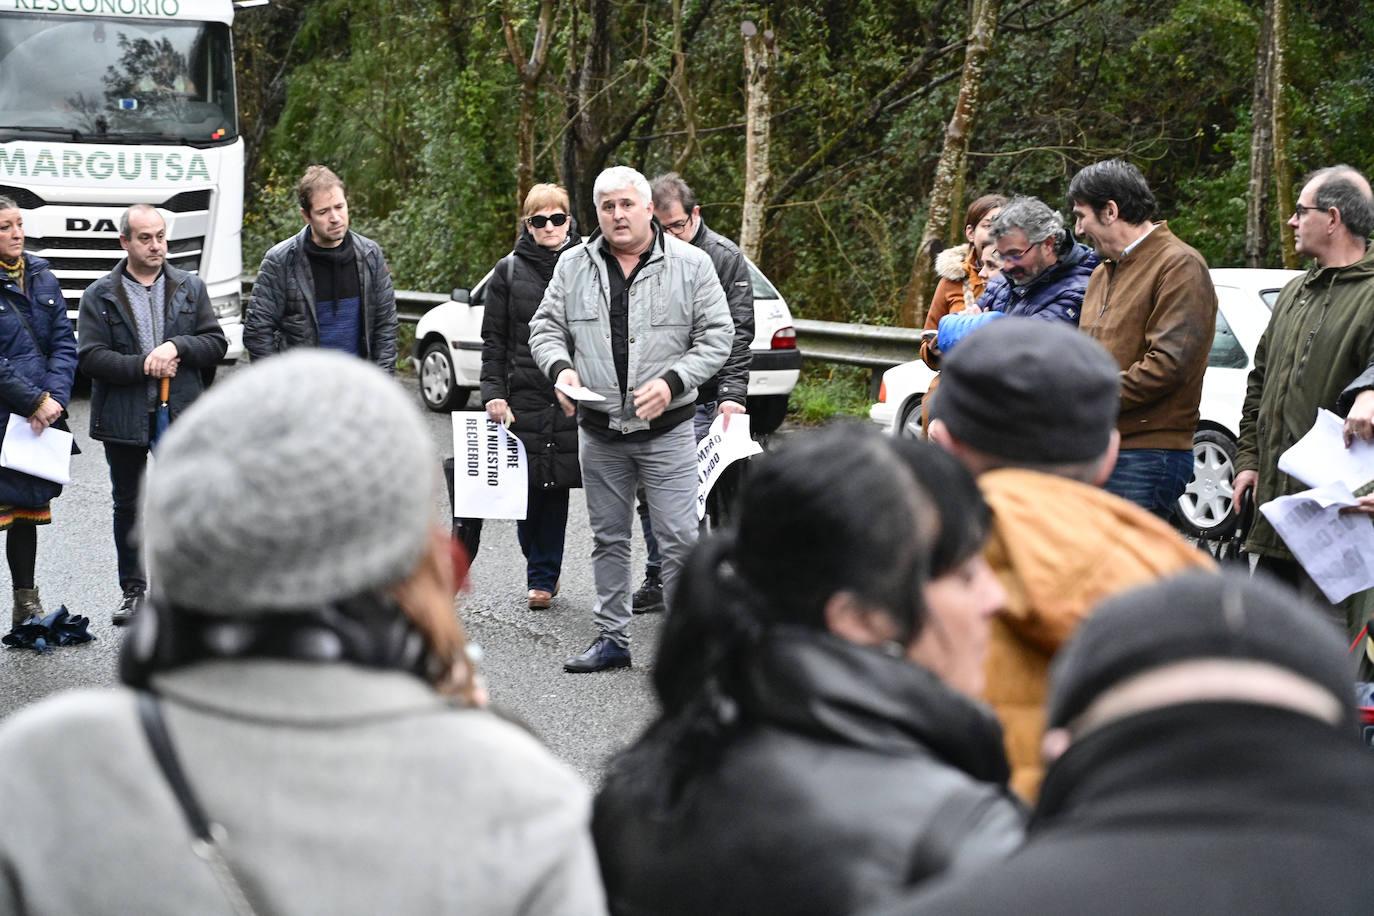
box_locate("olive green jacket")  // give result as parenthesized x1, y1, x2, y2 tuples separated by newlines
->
(1237, 250, 1374, 558)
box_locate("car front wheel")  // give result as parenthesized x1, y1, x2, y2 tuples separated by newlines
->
(419, 341, 470, 412)
(1176, 429, 1238, 538)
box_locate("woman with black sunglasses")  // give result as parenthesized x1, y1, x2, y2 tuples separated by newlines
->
(472, 184, 581, 609)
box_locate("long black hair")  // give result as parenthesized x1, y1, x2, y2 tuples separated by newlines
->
(613, 425, 989, 809)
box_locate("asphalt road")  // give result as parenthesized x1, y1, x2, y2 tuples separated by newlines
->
(0, 364, 672, 784)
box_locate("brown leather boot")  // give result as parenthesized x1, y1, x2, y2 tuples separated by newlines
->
(12, 587, 42, 628)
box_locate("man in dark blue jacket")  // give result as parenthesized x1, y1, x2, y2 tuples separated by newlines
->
(978, 197, 1098, 323)
(78, 205, 227, 626)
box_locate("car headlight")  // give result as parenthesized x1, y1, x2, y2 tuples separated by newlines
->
(211, 292, 242, 320)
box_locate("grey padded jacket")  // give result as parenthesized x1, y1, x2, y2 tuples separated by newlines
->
(528, 230, 732, 434)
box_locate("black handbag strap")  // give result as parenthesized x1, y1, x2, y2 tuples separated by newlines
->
(138, 691, 215, 841)
(137, 691, 264, 916)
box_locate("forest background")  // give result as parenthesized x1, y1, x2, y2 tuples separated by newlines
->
(234, 0, 1365, 414)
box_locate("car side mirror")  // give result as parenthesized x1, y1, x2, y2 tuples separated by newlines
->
(452, 287, 470, 304)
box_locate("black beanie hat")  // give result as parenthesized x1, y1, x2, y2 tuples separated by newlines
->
(1048, 570, 1357, 731)
(930, 317, 1120, 463)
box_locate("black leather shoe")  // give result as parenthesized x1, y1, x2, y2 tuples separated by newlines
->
(563, 636, 631, 673)
(112, 586, 145, 627)
(631, 575, 665, 614)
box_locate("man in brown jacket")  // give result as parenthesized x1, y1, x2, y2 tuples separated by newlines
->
(929, 318, 1213, 800)
(1071, 160, 1217, 522)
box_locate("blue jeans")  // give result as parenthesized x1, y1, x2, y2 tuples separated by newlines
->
(517, 486, 570, 592)
(1103, 448, 1194, 522)
(444, 457, 569, 591)
(637, 402, 715, 577)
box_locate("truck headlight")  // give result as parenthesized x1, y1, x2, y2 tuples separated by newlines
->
(211, 292, 242, 320)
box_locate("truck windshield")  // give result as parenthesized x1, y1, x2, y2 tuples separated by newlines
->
(0, 14, 236, 146)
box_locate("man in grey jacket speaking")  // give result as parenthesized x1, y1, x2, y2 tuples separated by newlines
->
(530, 166, 732, 673)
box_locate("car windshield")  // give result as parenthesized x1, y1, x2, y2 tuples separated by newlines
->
(0, 14, 236, 145)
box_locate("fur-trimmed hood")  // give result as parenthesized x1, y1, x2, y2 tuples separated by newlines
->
(935, 243, 972, 281)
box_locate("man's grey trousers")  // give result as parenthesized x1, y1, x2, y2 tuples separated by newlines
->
(579, 421, 698, 649)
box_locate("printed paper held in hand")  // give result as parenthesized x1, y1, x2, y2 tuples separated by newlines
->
(1259, 481, 1374, 603)
(696, 414, 762, 520)
(0, 414, 73, 485)
(451, 412, 527, 520)
(554, 382, 606, 402)
(1278, 408, 1374, 490)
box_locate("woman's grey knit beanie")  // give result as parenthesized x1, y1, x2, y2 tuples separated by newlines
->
(141, 350, 435, 614)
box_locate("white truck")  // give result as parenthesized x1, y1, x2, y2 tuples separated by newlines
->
(0, 0, 247, 360)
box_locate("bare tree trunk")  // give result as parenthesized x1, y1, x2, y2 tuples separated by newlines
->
(1270, 0, 1297, 268)
(502, 0, 560, 215)
(739, 20, 775, 264)
(1245, 0, 1275, 268)
(564, 0, 614, 227)
(561, 0, 718, 227)
(669, 0, 697, 172)
(901, 0, 1002, 328)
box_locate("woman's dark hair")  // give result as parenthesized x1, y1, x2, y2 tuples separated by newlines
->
(964, 193, 1008, 233)
(910, 443, 990, 578)
(615, 426, 977, 808)
(1067, 159, 1157, 224)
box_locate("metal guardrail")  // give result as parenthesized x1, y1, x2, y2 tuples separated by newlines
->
(792, 318, 922, 369)
(240, 276, 921, 371)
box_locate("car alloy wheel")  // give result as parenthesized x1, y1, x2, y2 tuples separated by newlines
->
(419, 341, 468, 412)
(1177, 429, 1238, 538)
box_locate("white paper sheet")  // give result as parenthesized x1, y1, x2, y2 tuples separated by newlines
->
(0, 414, 73, 485)
(554, 383, 606, 402)
(696, 414, 763, 520)
(1259, 481, 1374, 603)
(451, 412, 528, 520)
(1278, 408, 1374, 491)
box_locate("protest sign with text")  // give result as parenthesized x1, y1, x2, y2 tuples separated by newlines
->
(451, 411, 528, 519)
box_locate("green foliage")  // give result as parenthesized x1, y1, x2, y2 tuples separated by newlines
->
(237, 0, 1374, 324)
(786, 365, 873, 425)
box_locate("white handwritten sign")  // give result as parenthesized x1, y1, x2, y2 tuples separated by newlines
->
(696, 414, 762, 520)
(451, 412, 528, 519)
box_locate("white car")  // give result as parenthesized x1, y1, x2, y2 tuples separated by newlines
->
(413, 256, 801, 434)
(868, 267, 1303, 537)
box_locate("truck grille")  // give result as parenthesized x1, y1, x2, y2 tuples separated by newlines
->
(2, 184, 210, 310)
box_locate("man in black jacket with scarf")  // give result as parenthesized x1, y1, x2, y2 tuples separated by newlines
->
(78, 205, 227, 625)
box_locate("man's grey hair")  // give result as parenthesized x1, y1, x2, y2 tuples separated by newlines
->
(1308, 165, 1374, 242)
(990, 196, 1066, 248)
(593, 166, 652, 209)
(119, 203, 164, 239)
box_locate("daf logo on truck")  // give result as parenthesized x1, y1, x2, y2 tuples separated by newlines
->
(66, 218, 119, 232)
(0, 148, 211, 182)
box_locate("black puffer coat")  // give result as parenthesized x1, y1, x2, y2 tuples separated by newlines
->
(479, 229, 580, 490)
(882, 704, 1374, 916)
(592, 628, 1025, 916)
